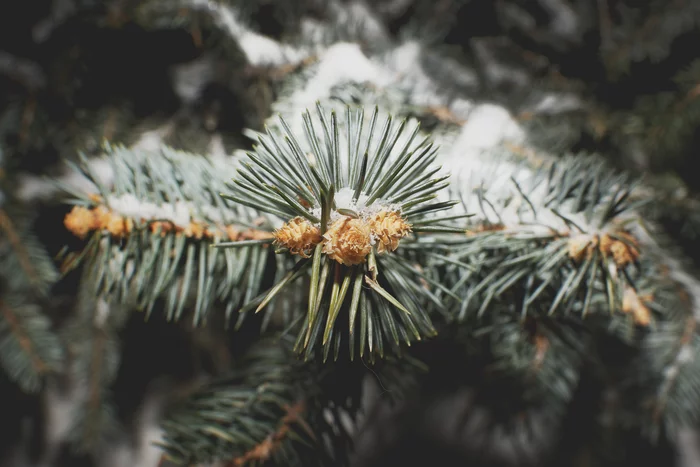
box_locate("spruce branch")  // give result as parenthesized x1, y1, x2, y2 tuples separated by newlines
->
(59, 144, 274, 325)
(564, 231, 700, 440)
(489, 313, 585, 406)
(221, 104, 464, 360)
(623, 264, 700, 440)
(0, 297, 64, 393)
(132, 0, 312, 68)
(619, 58, 700, 160)
(439, 293, 588, 430)
(649, 317, 698, 426)
(61, 292, 127, 453)
(159, 337, 355, 466)
(0, 147, 64, 393)
(0, 207, 59, 297)
(447, 154, 647, 322)
(600, 0, 700, 79)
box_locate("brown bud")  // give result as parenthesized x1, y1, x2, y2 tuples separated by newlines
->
(274, 217, 322, 258)
(64, 206, 97, 239)
(369, 210, 412, 254)
(322, 216, 372, 265)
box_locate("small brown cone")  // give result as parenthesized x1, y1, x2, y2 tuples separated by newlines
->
(369, 210, 412, 254)
(273, 217, 322, 258)
(322, 216, 372, 265)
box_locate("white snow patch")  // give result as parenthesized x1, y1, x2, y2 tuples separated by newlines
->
(38, 377, 88, 466)
(131, 127, 170, 152)
(383, 41, 479, 110)
(540, 0, 580, 40)
(16, 158, 113, 203)
(439, 104, 642, 236)
(94, 299, 111, 328)
(207, 134, 233, 161)
(444, 104, 526, 174)
(170, 55, 215, 104)
(531, 93, 583, 115)
(107, 194, 192, 227)
(332, 1, 390, 45)
(196, 0, 309, 67)
(286, 43, 393, 122)
(334, 187, 368, 211)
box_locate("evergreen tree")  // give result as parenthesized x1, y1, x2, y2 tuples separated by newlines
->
(2, 1, 700, 466)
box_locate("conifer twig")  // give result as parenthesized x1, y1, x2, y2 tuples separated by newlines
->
(158, 338, 349, 466)
(221, 104, 465, 360)
(60, 144, 275, 325)
(62, 295, 124, 453)
(0, 300, 48, 374)
(228, 401, 310, 467)
(0, 297, 64, 392)
(0, 208, 42, 292)
(652, 316, 697, 424)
